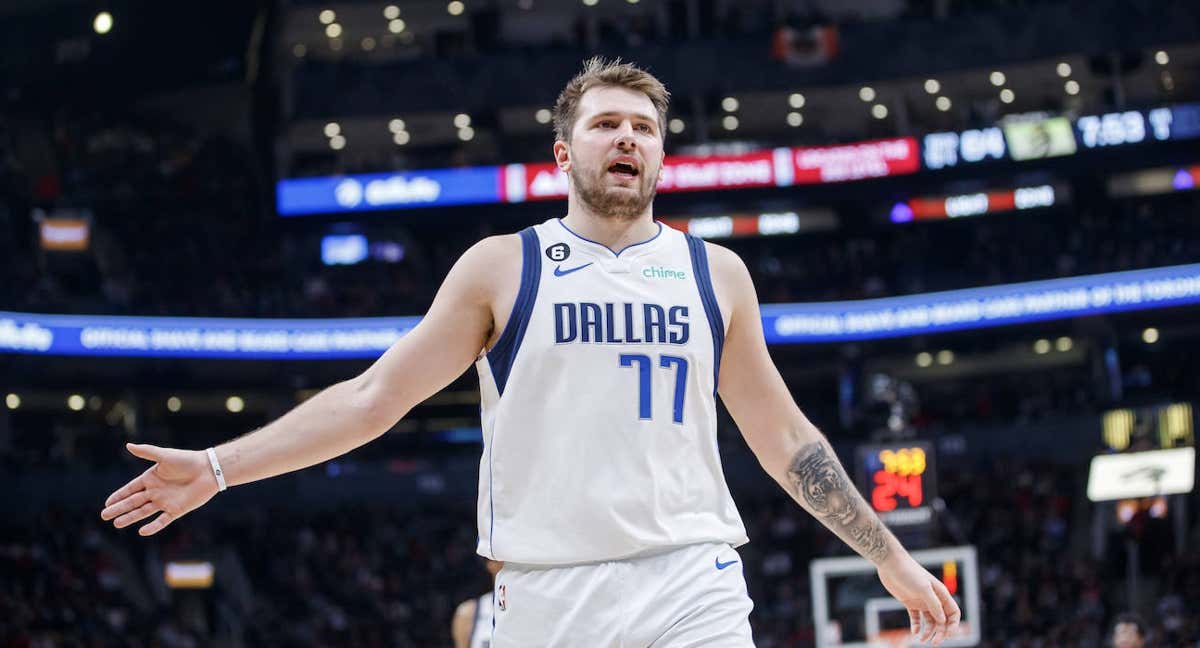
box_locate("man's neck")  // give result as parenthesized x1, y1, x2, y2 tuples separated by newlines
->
(561, 200, 657, 251)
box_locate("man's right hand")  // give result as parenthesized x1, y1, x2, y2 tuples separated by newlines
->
(100, 443, 220, 536)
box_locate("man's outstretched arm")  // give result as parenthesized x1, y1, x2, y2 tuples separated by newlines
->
(100, 234, 519, 536)
(706, 243, 961, 646)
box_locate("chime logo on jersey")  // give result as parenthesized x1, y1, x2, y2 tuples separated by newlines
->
(497, 584, 507, 611)
(554, 302, 689, 345)
(642, 266, 687, 280)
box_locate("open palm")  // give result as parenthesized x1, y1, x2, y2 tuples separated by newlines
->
(100, 443, 220, 536)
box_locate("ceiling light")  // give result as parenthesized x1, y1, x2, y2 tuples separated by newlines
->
(1142, 328, 1159, 344)
(325, 23, 342, 38)
(924, 79, 940, 94)
(323, 122, 340, 137)
(1064, 80, 1080, 95)
(167, 396, 182, 412)
(786, 112, 803, 127)
(935, 96, 951, 111)
(915, 352, 932, 367)
(384, 5, 400, 19)
(454, 113, 471, 128)
(990, 71, 1006, 86)
(447, 1, 465, 15)
(722, 115, 738, 131)
(93, 11, 113, 35)
(329, 135, 346, 150)
(68, 394, 85, 411)
(668, 118, 685, 134)
(871, 104, 888, 119)
(858, 86, 876, 102)
(788, 93, 806, 109)
(1056, 62, 1072, 77)
(226, 396, 244, 413)
(721, 97, 739, 112)
(393, 131, 410, 145)
(318, 9, 336, 24)
(999, 88, 1014, 103)
(1034, 339, 1051, 354)
(1155, 50, 1169, 66)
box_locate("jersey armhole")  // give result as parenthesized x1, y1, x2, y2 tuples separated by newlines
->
(685, 233, 724, 395)
(485, 227, 541, 396)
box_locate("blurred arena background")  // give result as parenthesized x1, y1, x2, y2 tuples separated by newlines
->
(2, 0, 1199, 646)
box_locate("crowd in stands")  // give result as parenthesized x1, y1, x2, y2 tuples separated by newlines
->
(3, 104, 1198, 320)
(3, 457, 1197, 646)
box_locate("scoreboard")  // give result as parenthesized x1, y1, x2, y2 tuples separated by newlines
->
(856, 440, 937, 528)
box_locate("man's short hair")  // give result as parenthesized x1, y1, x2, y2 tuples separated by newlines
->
(1112, 612, 1147, 638)
(552, 57, 670, 143)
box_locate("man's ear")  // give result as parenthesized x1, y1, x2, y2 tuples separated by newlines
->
(553, 140, 571, 172)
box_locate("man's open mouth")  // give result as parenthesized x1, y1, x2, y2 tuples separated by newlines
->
(607, 161, 639, 178)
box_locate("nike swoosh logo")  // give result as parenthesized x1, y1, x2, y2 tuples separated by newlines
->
(553, 262, 593, 277)
(715, 557, 739, 570)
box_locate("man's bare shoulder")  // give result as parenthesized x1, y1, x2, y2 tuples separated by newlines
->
(447, 233, 524, 295)
(700, 240, 753, 287)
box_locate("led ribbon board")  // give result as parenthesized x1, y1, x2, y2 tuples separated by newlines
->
(4, 264, 1200, 358)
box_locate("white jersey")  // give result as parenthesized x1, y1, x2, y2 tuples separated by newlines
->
(475, 217, 748, 565)
(467, 592, 494, 648)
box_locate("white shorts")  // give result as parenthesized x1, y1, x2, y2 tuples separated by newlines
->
(490, 541, 754, 647)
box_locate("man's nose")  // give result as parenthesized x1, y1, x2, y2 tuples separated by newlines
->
(614, 124, 636, 150)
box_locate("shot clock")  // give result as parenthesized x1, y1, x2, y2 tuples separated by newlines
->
(856, 441, 937, 528)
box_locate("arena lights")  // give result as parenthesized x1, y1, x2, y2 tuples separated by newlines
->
(225, 396, 245, 413)
(1065, 80, 1080, 96)
(447, 1, 466, 16)
(388, 18, 406, 33)
(788, 93, 806, 108)
(329, 134, 346, 150)
(383, 5, 400, 19)
(361, 37, 376, 51)
(325, 23, 342, 38)
(1143, 327, 1159, 344)
(1155, 50, 1169, 65)
(787, 112, 803, 127)
(292, 44, 307, 58)
(871, 104, 888, 119)
(858, 87, 876, 102)
(989, 71, 1006, 87)
(935, 96, 952, 112)
(999, 89, 1014, 104)
(454, 114, 472, 129)
(167, 396, 182, 412)
(388, 118, 406, 133)
(915, 352, 933, 367)
(5, 393, 19, 409)
(583, 0, 598, 6)
(1055, 336, 1073, 351)
(93, 11, 113, 35)
(318, 9, 336, 24)
(535, 109, 552, 124)
(924, 79, 940, 94)
(323, 122, 340, 138)
(1056, 62, 1072, 77)
(1033, 339, 1051, 354)
(393, 131, 410, 145)
(68, 394, 85, 411)
(668, 118, 685, 134)
(721, 97, 739, 112)
(457, 126, 475, 141)
(936, 350, 954, 365)
(722, 116, 739, 131)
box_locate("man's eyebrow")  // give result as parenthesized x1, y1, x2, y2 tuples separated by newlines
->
(588, 111, 658, 126)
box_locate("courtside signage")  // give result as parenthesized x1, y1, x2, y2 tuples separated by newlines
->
(6, 264, 1200, 357)
(277, 167, 503, 216)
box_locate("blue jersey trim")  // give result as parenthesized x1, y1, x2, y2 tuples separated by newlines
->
(484, 227, 540, 557)
(556, 218, 663, 257)
(486, 227, 541, 396)
(686, 233, 724, 395)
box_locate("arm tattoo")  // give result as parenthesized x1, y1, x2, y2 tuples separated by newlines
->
(788, 441, 890, 563)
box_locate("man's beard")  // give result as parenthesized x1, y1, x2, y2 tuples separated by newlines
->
(570, 163, 657, 221)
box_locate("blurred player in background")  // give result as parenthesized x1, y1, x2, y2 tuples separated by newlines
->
(100, 57, 959, 646)
(452, 559, 503, 648)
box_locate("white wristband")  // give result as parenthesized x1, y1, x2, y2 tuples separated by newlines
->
(206, 447, 227, 492)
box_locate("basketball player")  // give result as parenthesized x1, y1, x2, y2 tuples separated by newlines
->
(101, 58, 961, 646)
(452, 559, 503, 648)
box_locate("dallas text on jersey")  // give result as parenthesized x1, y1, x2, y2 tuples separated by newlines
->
(553, 302, 690, 345)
